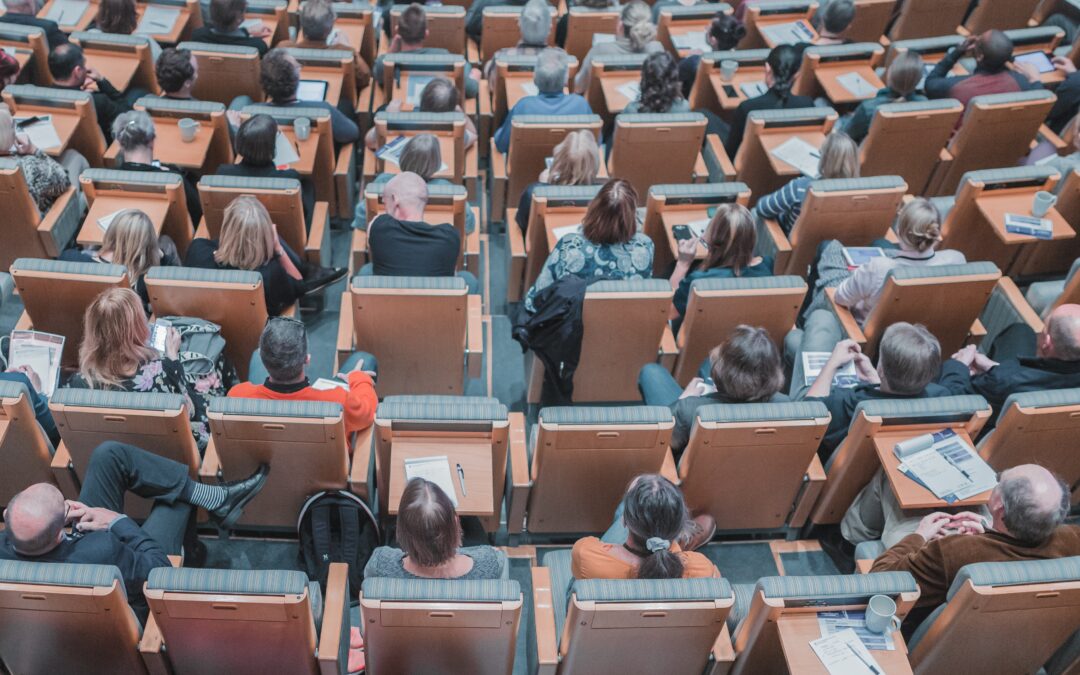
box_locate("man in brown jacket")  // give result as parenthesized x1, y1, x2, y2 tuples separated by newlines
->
(871, 464, 1080, 615)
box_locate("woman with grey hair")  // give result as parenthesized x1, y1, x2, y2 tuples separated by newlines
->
(483, 0, 565, 88)
(0, 106, 71, 213)
(112, 110, 202, 227)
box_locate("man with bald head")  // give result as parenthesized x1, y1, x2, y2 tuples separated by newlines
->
(925, 29, 1042, 120)
(940, 303, 1080, 425)
(870, 464, 1080, 616)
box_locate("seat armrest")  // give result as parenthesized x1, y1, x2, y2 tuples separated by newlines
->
(348, 424, 374, 502)
(334, 143, 357, 220)
(703, 133, 736, 183)
(507, 207, 526, 301)
(659, 323, 678, 371)
(789, 454, 826, 528)
(350, 228, 368, 272)
(138, 613, 171, 675)
(825, 288, 867, 345)
(1038, 124, 1068, 154)
(660, 448, 680, 486)
(531, 567, 560, 675)
(466, 294, 484, 378)
(305, 201, 332, 266)
(710, 625, 736, 675)
(968, 318, 987, 347)
(50, 442, 80, 498)
(337, 290, 355, 355)
(317, 562, 349, 675)
(167, 555, 181, 567)
(507, 412, 530, 534)
(199, 438, 221, 481)
(37, 187, 80, 257)
(755, 216, 792, 275)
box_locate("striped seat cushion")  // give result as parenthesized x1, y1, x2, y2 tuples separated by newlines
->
(748, 107, 835, 124)
(648, 182, 750, 201)
(756, 571, 917, 600)
(810, 176, 905, 192)
(691, 275, 805, 292)
(0, 377, 32, 401)
(82, 169, 180, 186)
(708, 48, 770, 64)
(617, 113, 706, 124)
(178, 41, 259, 55)
(886, 261, 999, 282)
(147, 568, 308, 595)
(51, 389, 186, 412)
(361, 577, 520, 601)
(12, 257, 126, 277)
(5, 84, 90, 104)
(208, 397, 342, 418)
(199, 175, 300, 191)
(145, 267, 262, 285)
(574, 577, 732, 603)
(960, 165, 1060, 190)
(136, 95, 225, 114)
(377, 395, 507, 422)
(697, 401, 829, 424)
(241, 105, 331, 122)
(587, 279, 671, 294)
(1002, 387, 1080, 411)
(71, 31, 151, 46)
(0, 560, 123, 590)
(351, 275, 466, 291)
(540, 405, 673, 425)
(512, 114, 601, 126)
(946, 555, 1080, 602)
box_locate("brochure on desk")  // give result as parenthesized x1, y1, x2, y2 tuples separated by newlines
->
(893, 429, 996, 503)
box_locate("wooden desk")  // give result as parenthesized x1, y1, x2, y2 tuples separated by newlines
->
(661, 209, 711, 260)
(37, 0, 97, 32)
(599, 72, 639, 114)
(133, 5, 189, 45)
(79, 195, 169, 246)
(277, 128, 319, 175)
(83, 51, 140, 93)
(543, 210, 586, 251)
(777, 612, 914, 675)
(758, 18, 818, 48)
(711, 70, 768, 111)
(386, 439, 495, 517)
(668, 24, 710, 58)
(816, 65, 885, 106)
(503, 73, 543, 111)
(19, 111, 81, 157)
(976, 192, 1075, 246)
(760, 131, 826, 177)
(104, 117, 213, 170)
(873, 430, 992, 511)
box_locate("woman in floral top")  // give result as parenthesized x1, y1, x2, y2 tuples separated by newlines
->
(0, 107, 71, 214)
(65, 287, 219, 452)
(525, 178, 655, 312)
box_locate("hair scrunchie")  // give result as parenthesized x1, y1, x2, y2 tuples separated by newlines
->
(645, 537, 670, 553)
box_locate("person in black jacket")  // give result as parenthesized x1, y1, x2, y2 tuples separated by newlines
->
(48, 43, 132, 143)
(939, 304, 1080, 426)
(0, 0, 69, 49)
(0, 441, 268, 620)
(191, 0, 272, 55)
(1047, 56, 1080, 135)
(217, 114, 315, 227)
(724, 43, 814, 158)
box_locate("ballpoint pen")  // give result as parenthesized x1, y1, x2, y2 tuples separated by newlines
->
(847, 643, 880, 675)
(943, 453, 973, 481)
(456, 463, 467, 496)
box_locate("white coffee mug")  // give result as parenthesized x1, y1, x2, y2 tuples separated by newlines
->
(177, 118, 199, 142)
(865, 594, 902, 634)
(294, 117, 312, 141)
(720, 59, 739, 82)
(1032, 190, 1058, 218)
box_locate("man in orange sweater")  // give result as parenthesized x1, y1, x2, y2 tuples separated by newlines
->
(228, 317, 378, 434)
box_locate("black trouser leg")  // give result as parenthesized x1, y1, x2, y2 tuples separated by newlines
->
(988, 323, 1038, 362)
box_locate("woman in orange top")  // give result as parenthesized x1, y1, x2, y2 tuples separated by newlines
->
(572, 474, 720, 580)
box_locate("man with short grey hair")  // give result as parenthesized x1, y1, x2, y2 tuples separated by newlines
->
(484, 0, 565, 88)
(281, 0, 373, 89)
(493, 47, 591, 153)
(228, 316, 378, 435)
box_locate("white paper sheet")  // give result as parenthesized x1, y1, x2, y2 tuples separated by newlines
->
(405, 75, 435, 105)
(274, 131, 301, 166)
(740, 80, 768, 97)
(672, 31, 709, 51)
(520, 81, 539, 96)
(134, 5, 180, 34)
(895, 429, 997, 501)
(810, 629, 883, 675)
(96, 208, 127, 232)
(404, 455, 459, 507)
(617, 80, 640, 102)
(312, 377, 349, 391)
(802, 351, 858, 388)
(759, 20, 814, 46)
(239, 18, 264, 31)
(14, 115, 62, 150)
(552, 223, 582, 241)
(835, 71, 878, 98)
(817, 611, 895, 651)
(44, 0, 89, 26)
(686, 218, 710, 238)
(9, 330, 64, 397)
(770, 136, 821, 177)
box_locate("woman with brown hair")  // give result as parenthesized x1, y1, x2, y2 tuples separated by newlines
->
(842, 51, 926, 143)
(92, 0, 162, 60)
(364, 478, 503, 579)
(669, 203, 773, 321)
(524, 178, 654, 312)
(515, 129, 600, 235)
(65, 287, 214, 450)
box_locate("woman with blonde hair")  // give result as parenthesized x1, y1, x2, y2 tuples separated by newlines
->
(515, 129, 600, 234)
(60, 209, 180, 312)
(0, 107, 71, 213)
(842, 51, 926, 143)
(65, 287, 214, 450)
(574, 0, 662, 93)
(755, 131, 860, 235)
(184, 195, 307, 315)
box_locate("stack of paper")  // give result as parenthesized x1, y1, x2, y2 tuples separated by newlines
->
(274, 131, 300, 166)
(802, 351, 859, 389)
(835, 71, 878, 98)
(405, 75, 435, 105)
(740, 81, 769, 98)
(404, 456, 459, 506)
(760, 20, 814, 46)
(135, 5, 180, 34)
(1005, 213, 1053, 239)
(818, 611, 895, 651)
(238, 17, 264, 31)
(520, 82, 539, 96)
(617, 81, 641, 102)
(672, 32, 709, 51)
(553, 223, 582, 241)
(770, 136, 821, 178)
(44, 0, 89, 26)
(14, 115, 62, 150)
(894, 429, 997, 502)
(810, 628, 883, 675)
(8, 330, 64, 397)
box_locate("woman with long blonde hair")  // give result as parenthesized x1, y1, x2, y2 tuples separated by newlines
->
(574, 0, 662, 93)
(516, 130, 600, 235)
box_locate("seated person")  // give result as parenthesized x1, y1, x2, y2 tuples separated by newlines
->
(254, 49, 361, 146)
(0, 366, 59, 447)
(280, 0, 372, 91)
(810, 0, 854, 45)
(465, 0, 526, 42)
(573, 474, 719, 579)
(574, 1, 663, 94)
(0, 49, 18, 93)
(797, 321, 949, 460)
(824, 199, 965, 324)
(0, 107, 71, 213)
(670, 203, 772, 322)
(524, 178, 654, 312)
(724, 44, 814, 158)
(868, 464, 1080, 627)
(1, 441, 268, 620)
(494, 48, 592, 153)
(91, 0, 163, 61)
(0, 0, 69, 49)
(111, 110, 202, 228)
(516, 129, 600, 235)
(678, 13, 745, 98)
(365, 477, 504, 579)
(842, 51, 925, 144)
(622, 51, 689, 114)
(155, 48, 198, 101)
(65, 288, 233, 452)
(925, 30, 1042, 118)
(364, 76, 478, 151)
(1046, 56, 1080, 135)
(484, 0, 565, 91)
(191, 0, 272, 55)
(216, 114, 315, 226)
(1045, 115, 1080, 188)
(555, 0, 617, 48)
(48, 44, 132, 143)
(754, 131, 859, 235)
(186, 195, 346, 314)
(60, 208, 180, 313)
(638, 325, 788, 455)
(939, 304, 1080, 424)
(356, 133, 475, 233)
(229, 317, 378, 435)
(373, 3, 479, 98)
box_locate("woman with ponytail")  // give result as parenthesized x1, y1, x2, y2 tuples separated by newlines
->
(572, 474, 720, 580)
(574, 0, 663, 93)
(678, 13, 746, 98)
(723, 43, 814, 157)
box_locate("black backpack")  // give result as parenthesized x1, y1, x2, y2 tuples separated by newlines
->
(298, 490, 380, 596)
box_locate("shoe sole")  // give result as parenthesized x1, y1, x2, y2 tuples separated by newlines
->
(302, 271, 349, 296)
(218, 470, 269, 531)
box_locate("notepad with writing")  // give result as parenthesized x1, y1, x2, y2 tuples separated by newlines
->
(1004, 213, 1053, 239)
(44, 0, 89, 26)
(759, 20, 814, 46)
(836, 71, 877, 98)
(770, 137, 821, 178)
(810, 629, 882, 675)
(404, 456, 458, 506)
(894, 429, 996, 502)
(802, 351, 858, 389)
(672, 32, 709, 51)
(135, 5, 180, 34)
(740, 81, 768, 97)
(552, 223, 582, 241)
(14, 115, 62, 150)
(617, 81, 640, 102)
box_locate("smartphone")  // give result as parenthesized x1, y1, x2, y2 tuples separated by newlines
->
(672, 224, 693, 241)
(721, 84, 738, 98)
(1014, 50, 1055, 74)
(150, 318, 171, 354)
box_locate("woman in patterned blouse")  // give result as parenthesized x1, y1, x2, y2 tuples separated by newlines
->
(524, 178, 654, 312)
(0, 107, 71, 214)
